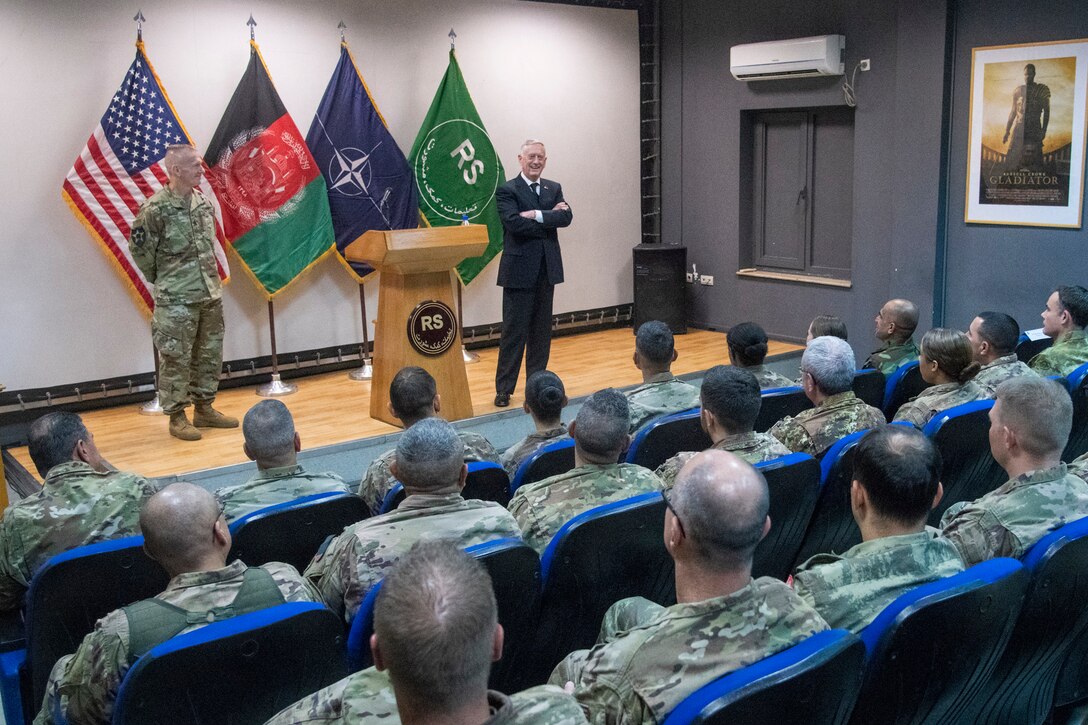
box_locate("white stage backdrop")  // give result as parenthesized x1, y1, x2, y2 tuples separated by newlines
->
(0, 0, 639, 389)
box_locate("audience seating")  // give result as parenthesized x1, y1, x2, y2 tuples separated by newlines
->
(1015, 332, 1052, 364)
(509, 437, 576, 494)
(346, 537, 540, 694)
(227, 492, 368, 573)
(1055, 625, 1088, 714)
(529, 491, 675, 684)
(377, 461, 513, 514)
(882, 361, 928, 420)
(960, 516, 1088, 725)
(111, 602, 347, 725)
(1063, 361, 1088, 462)
(624, 407, 709, 471)
(754, 387, 812, 433)
(661, 629, 865, 725)
(851, 558, 1028, 725)
(851, 368, 886, 409)
(751, 454, 820, 580)
(921, 399, 1006, 526)
(790, 430, 868, 568)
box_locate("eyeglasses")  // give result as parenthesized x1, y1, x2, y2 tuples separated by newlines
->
(661, 487, 685, 535)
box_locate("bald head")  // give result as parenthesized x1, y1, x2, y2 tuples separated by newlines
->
(140, 482, 228, 575)
(877, 299, 919, 343)
(670, 450, 769, 571)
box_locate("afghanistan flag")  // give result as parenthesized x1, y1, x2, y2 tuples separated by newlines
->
(306, 43, 418, 283)
(410, 50, 505, 286)
(205, 41, 335, 297)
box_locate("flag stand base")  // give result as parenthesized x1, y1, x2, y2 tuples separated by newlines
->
(348, 359, 374, 381)
(257, 373, 297, 397)
(461, 346, 480, 364)
(139, 394, 163, 415)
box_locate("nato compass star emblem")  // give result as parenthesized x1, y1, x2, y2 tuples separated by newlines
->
(328, 143, 381, 198)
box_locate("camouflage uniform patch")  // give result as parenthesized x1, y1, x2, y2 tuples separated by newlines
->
(305, 493, 522, 623)
(972, 354, 1039, 396)
(940, 464, 1088, 566)
(357, 430, 500, 514)
(215, 465, 351, 523)
(655, 432, 791, 487)
(625, 373, 701, 432)
(500, 425, 569, 480)
(768, 391, 886, 457)
(508, 463, 664, 554)
(1029, 330, 1088, 378)
(1070, 453, 1088, 483)
(37, 561, 319, 725)
(549, 578, 828, 723)
(0, 462, 156, 611)
(864, 338, 920, 376)
(892, 380, 989, 429)
(746, 366, 797, 391)
(792, 528, 965, 633)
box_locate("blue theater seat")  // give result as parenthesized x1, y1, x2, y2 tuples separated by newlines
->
(790, 429, 868, 567)
(345, 537, 540, 694)
(1063, 361, 1088, 462)
(111, 602, 347, 725)
(963, 516, 1088, 724)
(752, 454, 820, 580)
(228, 491, 368, 572)
(851, 558, 1028, 724)
(851, 368, 886, 409)
(625, 407, 708, 471)
(882, 360, 928, 420)
(1015, 332, 1052, 364)
(921, 399, 1005, 526)
(509, 437, 576, 494)
(662, 629, 865, 725)
(754, 387, 812, 433)
(378, 461, 512, 514)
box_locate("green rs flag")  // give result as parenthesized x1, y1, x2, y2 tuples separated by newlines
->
(410, 50, 505, 285)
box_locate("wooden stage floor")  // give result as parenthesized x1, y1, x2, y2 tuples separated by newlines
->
(8, 328, 801, 480)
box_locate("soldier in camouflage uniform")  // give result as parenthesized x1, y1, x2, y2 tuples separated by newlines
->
(655, 366, 788, 486)
(310, 419, 520, 624)
(1069, 452, 1088, 482)
(269, 542, 584, 725)
(0, 413, 156, 611)
(551, 450, 828, 723)
(500, 371, 570, 479)
(36, 483, 319, 724)
(792, 426, 964, 632)
(358, 367, 500, 514)
(128, 144, 237, 441)
(864, 298, 921, 375)
(965, 311, 1038, 396)
(941, 377, 1088, 566)
(509, 389, 663, 553)
(214, 400, 348, 523)
(893, 328, 988, 429)
(770, 337, 885, 457)
(1030, 286, 1088, 377)
(726, 321, 796, 390)
(625, 321, 701, 432)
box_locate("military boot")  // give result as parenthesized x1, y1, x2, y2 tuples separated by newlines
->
(169, 410, 202, 441)
(192, 403, 239, 429)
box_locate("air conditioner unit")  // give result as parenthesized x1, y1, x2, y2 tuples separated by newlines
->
(730, 35, 845, 81)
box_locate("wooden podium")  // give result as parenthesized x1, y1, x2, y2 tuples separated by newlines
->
(344, 226, 488, 426)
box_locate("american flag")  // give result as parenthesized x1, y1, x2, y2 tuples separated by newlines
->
(61, 42, 229, 314)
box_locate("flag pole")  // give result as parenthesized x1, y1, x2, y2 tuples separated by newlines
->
(257, 299, 297, 396)
(138, 341, 164, 414)
(348, 283, 374, 380)
(458, 281, 479, 364)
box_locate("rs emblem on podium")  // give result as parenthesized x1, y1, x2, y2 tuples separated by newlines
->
(407, 300, 457, 356)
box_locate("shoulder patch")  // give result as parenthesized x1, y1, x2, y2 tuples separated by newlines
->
(131, 227, 146, 247)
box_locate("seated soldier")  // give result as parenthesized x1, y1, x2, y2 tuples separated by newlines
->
(267, 541, 585, 725)
(893, 328, 987, 429)
(655, 366, 789, 486)
(726, 321, 795, 389)
(807, 314, 848, 343)
(1071, 451, 1088, 483)
(214, 400, 349, 523)
(37, 482, 320, 724)
(0, 412, 157, 611)
(769, 337, 886, 457)
(1030, 285, 1088, 377)
(625, 321, 700, 432)
(500, 370, 570, 479)
(550, 450, 828, 723)
(508, 389, 664, 553)
(942, 376, 1088, 565)
(967, 311, 1038, 396)
(864, 298, 920, 375)
(358, 367, 500, 514)
(308, 418, 521, 624)
(792, 426, 964, 632)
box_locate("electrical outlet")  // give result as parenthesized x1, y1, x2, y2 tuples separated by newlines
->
(699, 275, 715, 286)
(859, 59, 871, 71)
(685, 272, 694, 283)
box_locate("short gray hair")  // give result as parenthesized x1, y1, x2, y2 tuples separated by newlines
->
(573, 388, 629, 457)
(520, 139, 545, 154)
(802, 336, 856, 395)
(242, 400, 295, 462)
(395, 418, 464, 490)
(995, 376, 1072, 457)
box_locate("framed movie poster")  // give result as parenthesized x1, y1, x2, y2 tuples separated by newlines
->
(965, 39, 1088, 227)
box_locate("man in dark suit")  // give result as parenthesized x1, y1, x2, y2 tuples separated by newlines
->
(494, 140, 573, 407)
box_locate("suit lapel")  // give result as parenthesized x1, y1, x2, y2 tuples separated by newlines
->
(516, 177, 540, 210)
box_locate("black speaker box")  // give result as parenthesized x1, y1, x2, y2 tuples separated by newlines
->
(632, 244, 687, 334)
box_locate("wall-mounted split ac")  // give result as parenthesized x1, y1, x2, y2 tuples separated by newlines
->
(730, 35, 845, 81)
